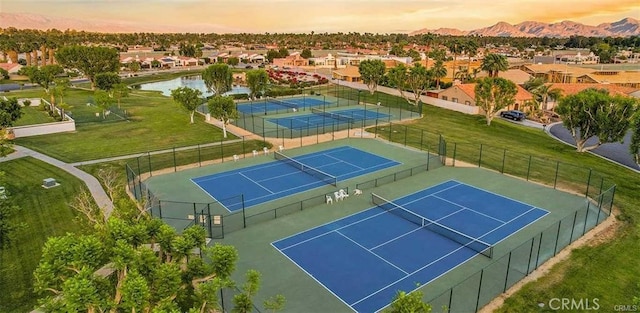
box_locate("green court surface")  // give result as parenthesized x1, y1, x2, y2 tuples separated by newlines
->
(143, 138, 604, 312)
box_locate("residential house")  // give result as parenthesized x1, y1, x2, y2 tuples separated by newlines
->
(518, 64, 594, 83)
(0, 62, 23, 75)
(438, 83, 534, 111)
(576, 71, 640, 89)
(332, 65, 361, 82)
(310, 53, 337, 68)
(273, 54, 309, 68)
(248, 54, 266, 63)
(543, 83, 639, 110)
(176, 56, 199, 66)
(476, 69, 533, 85)
(555, 52, 599, 64)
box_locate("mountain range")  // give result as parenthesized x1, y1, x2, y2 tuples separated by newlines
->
(1, 12, 639, 37)
(410, 17, 640, 37)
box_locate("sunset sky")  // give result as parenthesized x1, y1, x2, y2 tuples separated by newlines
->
(2, 0, 639, 33)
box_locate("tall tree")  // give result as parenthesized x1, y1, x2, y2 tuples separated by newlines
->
(112, 83, 130, 109)
(227, 57, 240, 67)
(94, 90, 115, 119)
(20, 65, 64, 106)
(202, 64, 233, 96)
(55, 45, 119, 90)
(447, 39, 463, 82)
(481, 53, 509, 78)
(404, 64, 432, 107)
(358, 59, 386, 95)
(171, 86, 203, 124)
(300, 48, 313, 59)
(208, 96, 238, 138)
(419, 33, 436, 69)
(474, 77, 518, 126)
(531, 84, 563, 112)
(386, 64, 409, 99)
(95, 72, 122, 95)
(246, 69, 269, 100)
(556, 89, 637, 152)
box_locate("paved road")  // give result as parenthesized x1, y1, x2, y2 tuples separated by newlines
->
(549, 123, 639, 171)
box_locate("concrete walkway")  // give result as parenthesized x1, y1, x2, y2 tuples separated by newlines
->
(1, 145, 115, 217)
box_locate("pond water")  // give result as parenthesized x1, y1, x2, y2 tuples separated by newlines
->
(139, 75, 250, 97)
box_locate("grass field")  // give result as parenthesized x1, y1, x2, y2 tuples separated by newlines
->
(0, 157, 90, 313)
(13, 106, 57, 126)
(8, 88, 236, 162)
(367, 101, 639, 311)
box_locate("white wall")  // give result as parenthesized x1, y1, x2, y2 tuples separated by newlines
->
(9, 98, 76, 138)
(422, 96, 481, 115)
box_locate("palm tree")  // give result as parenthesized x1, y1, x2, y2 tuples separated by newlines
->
(432, 60, 447, 89)
(465, 40, 478, 78)
(420, 33, 435, 69)
(447, 39, 463, 82)
(481, 53, 509, 78)
(532, 84, 563, 111)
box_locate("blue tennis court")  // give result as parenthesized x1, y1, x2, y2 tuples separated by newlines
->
(272, 180, 549, 312)
(192, 146, 400, 212)
(268, 109, 390, 130)
(237, 97, 328, 114)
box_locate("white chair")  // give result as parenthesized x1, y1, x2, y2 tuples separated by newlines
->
(325, 195, 333, 204)
(339, 189, 349, 200)
(263, 147, 269, 155)
(334, 191, 344, 201)
(233, 154, 239, 162)
(353, 188, 362, 196)
(278, 145, 284, 152)
(252, 150, 258, 157)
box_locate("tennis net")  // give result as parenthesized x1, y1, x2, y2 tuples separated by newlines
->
(274, 151, 338, 186)
(311, 108, 354, 123)
(270, 99, 299, 110)
(372, 193, 493, 258)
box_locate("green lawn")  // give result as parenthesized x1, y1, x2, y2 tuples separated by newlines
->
(13, 105, 57, 126)
(368, 100, 639, 311)
(10, 88, 236, 162)
(0, 157, 90, 313)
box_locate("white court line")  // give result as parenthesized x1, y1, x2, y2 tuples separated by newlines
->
(269, 242, 357, 313)
(449, 179, 552, 214)
(351, 242, 474, 306)
(432, 195, 507, 223)
(478, 207, 549, 247)
(188, 177, 233, 213)
(238, 172, 274, 194)
(321, 153, 366, 170)
(336, 230, 409, 275)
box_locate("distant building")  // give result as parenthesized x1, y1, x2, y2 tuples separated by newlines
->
(438, 83, 534, 111)
(332, 65, 361, 82)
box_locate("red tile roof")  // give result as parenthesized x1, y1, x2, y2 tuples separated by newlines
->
(547, 83, 638, 96)
(455, 83, 533, 101)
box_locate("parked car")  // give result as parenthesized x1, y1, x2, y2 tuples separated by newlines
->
(500, 110, 526, 121)
(245, 65, 253, 69)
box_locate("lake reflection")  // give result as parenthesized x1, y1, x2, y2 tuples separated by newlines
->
(139, 75, 250, 97)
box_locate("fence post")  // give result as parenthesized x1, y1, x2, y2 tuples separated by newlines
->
(158, 200, 163, 219)
(526, 155, 532, 181)
(553, 161, 560, 189)
(173, 147, 177, 172)
(193, 203, 197, 225)
(220, 137, 224, 163)
(147, 152, 152, 177)
(553, 220, 562, 255)
(478, 144, 483, 167)
(374, 119, 378, 137)
(404, 126, 408, 146)
(535, 232, 543, 268)
(389, 122, 393, 140)
(198, 144, 202, 167)
(452, 143, 457, 167)
(420, 130, 424, 150)
(242, 137, 246, 159)
(136, 157, 143, 198)
(501, 149, 507, 173)
(585, 169, 592, 198)
(241, 194, 247, 228)
(475, 269, 484, 312)
(503, 252, 512, 292)
(526, 238, 534, 274)
(569, 210, 578, 243)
